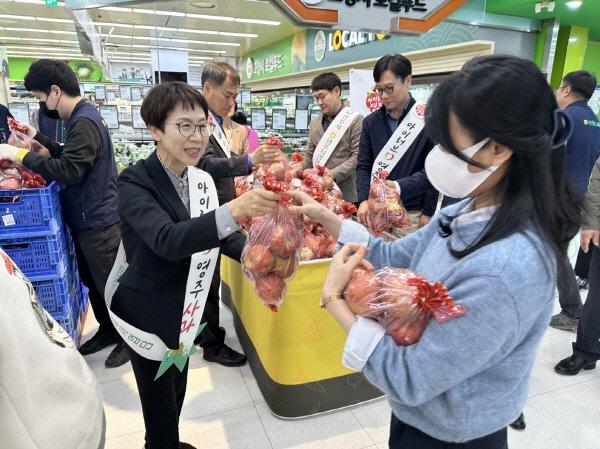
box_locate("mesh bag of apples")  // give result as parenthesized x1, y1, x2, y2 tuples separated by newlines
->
(344, 267, 465, 345)
(240, 136, 358, 311)
(367, 171, 411, 236)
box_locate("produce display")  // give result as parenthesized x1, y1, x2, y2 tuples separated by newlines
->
(344, 267, 464, 345)
(113, 141, 155, 171)
(367, 171, 410, 236)
(241, 147, 303, 311)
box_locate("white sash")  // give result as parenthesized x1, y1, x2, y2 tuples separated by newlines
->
(312, 107, 360, 168)
(209, 111, 232, 158)
(371, 102, 426, 180)
(105, 167, 220, 366)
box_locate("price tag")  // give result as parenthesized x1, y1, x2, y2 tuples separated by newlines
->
(2, 214, 16, 227)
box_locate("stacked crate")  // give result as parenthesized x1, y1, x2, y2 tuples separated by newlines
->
(0, 182, 88, 345)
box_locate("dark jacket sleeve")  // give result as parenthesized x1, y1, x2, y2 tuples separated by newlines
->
(32, 131, 64, 157)
(23, 119, 100, 185)
(356, 117, 374, 203)
(198, 138, 251, 179)
(397, 170, 438, 216)
(220, 231, 246, 262)
(118, 170, 221, 261)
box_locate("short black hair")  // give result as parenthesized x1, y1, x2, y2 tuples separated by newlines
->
(562, 70, 597, 100)
(311, 72, 342, 92)
(201, 62, 241, 87)
(24, 59, 80, 97)
(232, 111, 248, 126)
(373, 54, 412, 83)
(141, 82, 208, 131)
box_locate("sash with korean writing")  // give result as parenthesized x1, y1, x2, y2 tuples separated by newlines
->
(209, 111, 232, 158)
(371, 102, 426, 180)
(312, 107, 360, 168)
(105, 167, 220, 379)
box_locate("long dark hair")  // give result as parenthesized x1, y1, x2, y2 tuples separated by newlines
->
(425, 55, 581, 259)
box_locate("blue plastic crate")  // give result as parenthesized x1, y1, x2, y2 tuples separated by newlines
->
(0, 230, 69, 277)
(0, 182, 61, 237)
(55, 304, 83, 346)
(31, 274, 78, 317)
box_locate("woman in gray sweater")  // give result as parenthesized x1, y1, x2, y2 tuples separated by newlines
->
(290, 56, 581, 448)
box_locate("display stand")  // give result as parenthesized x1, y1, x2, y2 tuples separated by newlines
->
(220, 256, 383, 419)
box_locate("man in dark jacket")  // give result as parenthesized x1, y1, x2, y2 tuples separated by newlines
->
(356, 54, 437, 230)
(0, 59, 127, 368)
(552, 71, 600, 332)
(196, 62, 280, 367)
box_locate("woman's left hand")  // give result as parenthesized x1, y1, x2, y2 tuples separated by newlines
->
(322, 243, 373, 298)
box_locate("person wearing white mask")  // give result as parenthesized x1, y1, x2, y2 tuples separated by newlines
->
(288, 55, 581, 448)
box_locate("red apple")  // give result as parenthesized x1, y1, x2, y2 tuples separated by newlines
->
(271, 225, 301, 257)
(273, 255, 296, 278)
(242, 244, 275, 274)
(344, 267, 381, 317)
(255, 274, 286, 304)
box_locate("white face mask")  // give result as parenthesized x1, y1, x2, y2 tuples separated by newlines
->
(425, 138, 500, 199)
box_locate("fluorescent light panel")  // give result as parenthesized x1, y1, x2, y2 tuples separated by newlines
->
(98, 6, 279, 26)
(94, 21, 257, 38)
(102, 33, 240, 47)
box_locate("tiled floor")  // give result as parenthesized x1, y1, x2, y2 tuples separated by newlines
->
(84, 289, 600, 449)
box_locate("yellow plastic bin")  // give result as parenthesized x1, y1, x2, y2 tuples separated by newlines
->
(220, 255, 383, 419)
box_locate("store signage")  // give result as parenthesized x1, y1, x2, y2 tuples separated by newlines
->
(45, 0, 58, 6)
(271, 0, 466, 34)
(246, 54, 284, 80)
(314, 29, 388, 62)
(243, 32, 305, 82)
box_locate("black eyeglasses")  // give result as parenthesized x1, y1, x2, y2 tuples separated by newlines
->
(167, 122, 214, 138)
(375, 85, 397, 96)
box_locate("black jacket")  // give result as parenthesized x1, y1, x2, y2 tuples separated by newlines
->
(356, 99, 438, 215)
(197, 136, 252, 205)
(25, 100, 119, 232)
(111, 152, 244, 348)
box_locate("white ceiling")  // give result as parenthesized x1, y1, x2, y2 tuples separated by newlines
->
(0, 0, 297, 68)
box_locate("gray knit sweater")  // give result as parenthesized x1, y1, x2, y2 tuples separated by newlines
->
(340, 200, 555, 442)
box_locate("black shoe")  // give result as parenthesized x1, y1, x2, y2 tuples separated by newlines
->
(509, 413, 526, 431)
(554, 355, 596, 376)
(549, 313, 579, 332)
(79, 332, 121, 355)
(203, 344, 247, 367)
(105, 341, 130, 368)
(179, 443, 197, 449)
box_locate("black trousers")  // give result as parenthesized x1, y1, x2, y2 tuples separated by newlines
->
(557, 254, 584, 319)
(73, 223, 120, 337)
(128, 346, 188, 449)
(574, 247, 592, 280)
(573, 246, 600, 361)
(389, 414, 508, 449)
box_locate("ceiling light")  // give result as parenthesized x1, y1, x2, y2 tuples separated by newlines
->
(233, 18, 280, 25)
(36, 17, 73, 24)
(0, 36, 77, 45)
(568, 37, 578, 42)
(95, 21, 134, 29)
(179, 28, 219, 35)
(186, 13, 233, 21)
(100, 6, 132, 12)
(0, 14, 33, 20)
(49, 30, 77, 35)
(7, 52, 88, 59)
(4, 45, 81, 52)
(12, 0, 65, 4)
(565, 1, 582, 9)
(191, 2, 216, 8)
(133, 8, 186, 17)
(220, 31, 258, 37)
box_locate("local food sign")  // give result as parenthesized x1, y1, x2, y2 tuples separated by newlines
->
(271, 0, 466, 34)
(314, 29, 388, 62)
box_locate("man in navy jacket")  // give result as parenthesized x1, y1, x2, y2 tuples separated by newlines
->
(552, 70, 600, 331)
(356, 54, 437, 227)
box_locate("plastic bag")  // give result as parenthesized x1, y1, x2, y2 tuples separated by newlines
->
(0, 158, 46, 190)
(7, 117, 30, 135)
(241, 173, 303, 312)
(302, 165, 335, 191)
(7, 129, 48, 155)
(343, 267, 464, 346)
(367, 171, 410, 236)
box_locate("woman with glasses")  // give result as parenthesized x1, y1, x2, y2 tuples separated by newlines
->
(110, 82, 279, 449)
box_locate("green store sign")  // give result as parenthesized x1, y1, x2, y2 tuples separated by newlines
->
(243, 31, 307, 82)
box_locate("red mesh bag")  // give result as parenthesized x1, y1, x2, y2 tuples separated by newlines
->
(8, 129, 48, 155)
(241, 173, 303, 312)
(343, 267, 464, 346)
(367, 171, 410, 236)
(0, 159, 46, 189)
(302, 165, 335, 191)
